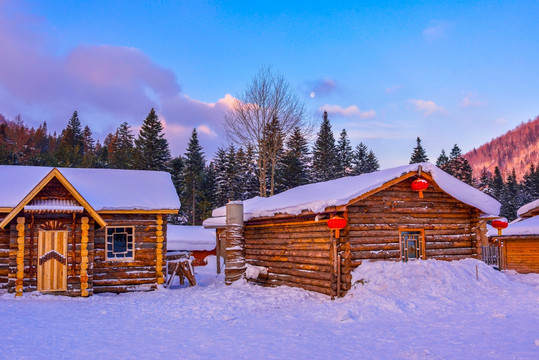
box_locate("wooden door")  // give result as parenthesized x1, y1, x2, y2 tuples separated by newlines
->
(37, 230, 68, 291)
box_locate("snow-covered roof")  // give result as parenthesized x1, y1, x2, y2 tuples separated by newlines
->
(208, 163, 500, 222)
(487, 216, 539, 236)
(0, 165, 180, 211)
(517, 199, 539, 218)
(167, 225, 216, 251)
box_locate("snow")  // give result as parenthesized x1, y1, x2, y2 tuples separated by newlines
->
(209, 163, 500, 222)
(167, 225, 216, 251)
(487, 215, 539, 236)
(24, 199, 84, 212)
(0, 165, 180, 211)
(1, 258, 538, 359)
(518, 198, 539, 218)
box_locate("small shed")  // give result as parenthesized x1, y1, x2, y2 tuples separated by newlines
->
(204, 162, 500, 297)
(0, 165, 180, 297)
(167, 225, 217, 266)
(487, 199, 539, 273)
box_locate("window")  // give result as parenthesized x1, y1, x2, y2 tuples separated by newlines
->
(399, 230, 425, 262)
(106, 227, 134, 260)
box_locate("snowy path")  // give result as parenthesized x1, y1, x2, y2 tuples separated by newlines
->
(1, 259, 538, 359)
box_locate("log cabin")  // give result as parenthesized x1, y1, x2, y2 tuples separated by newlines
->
(487, 199, 539, 273)
(203, 163, 500, 297)
(0, 165, 180, 297)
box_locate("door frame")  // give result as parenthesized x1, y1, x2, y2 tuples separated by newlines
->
(399, 228, 425, 261)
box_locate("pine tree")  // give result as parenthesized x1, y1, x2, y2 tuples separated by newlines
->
(444, 144, 473, 185)
(200, 162, 218, 221)
(365, 150, 380, 173)
(134, 108, 171, 171)
(241, 145, 260, 200)
(351, 143, 368, 175)
(336, 129, 354, 177)
(436, 149, 449, 168)
(522, 164, 539, 203)
(312, 111, 337, 182)
(491, 166, 505, 201)
(213, 147, 229, 206)
(110, 122, 135, 169)
(56, 111, 84, 167)
(501, 169, 521, 221)
(478, 167, 493, 194)
(409, 137, 429, 164)
(168, 155, 185, 224)
(80, 125, 98, 167)
(262, 116, 284, 196)
(182, 129, 206, 225)
(275, 126, 311, 192)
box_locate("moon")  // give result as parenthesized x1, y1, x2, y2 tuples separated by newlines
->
(310, 92, 316, 98)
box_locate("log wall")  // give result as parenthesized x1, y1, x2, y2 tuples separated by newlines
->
(93, 213, 167, 293)
(243, 218, 338, 296)
(347, 177, 481, 266)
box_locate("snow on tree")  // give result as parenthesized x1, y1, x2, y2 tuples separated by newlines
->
(501, 169, 522, 221)
(409, 137, 429, 164)
(134, 108, 171, 171)
(182, 129, 206, 225)
(336, 129, 354, 177)
(276, 126, 311, 193)
(312, 111, 337, 181)
(262, 116, 285, 196)
(522, 164, 539, 203)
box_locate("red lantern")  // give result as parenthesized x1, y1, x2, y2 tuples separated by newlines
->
(327, 216, 347, 238)
(491, 219, 508, 236)
(411, 178, 429, 198)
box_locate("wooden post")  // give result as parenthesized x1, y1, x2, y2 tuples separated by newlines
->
(15, 217, 25, 297)
(215, 230, 221, 274)
(80, 217, 89, 297)
(72, 213, 76, 276)
(225, 201, 245, 285)
(156, 215, 165, 285)
(29, 214, 34, 277)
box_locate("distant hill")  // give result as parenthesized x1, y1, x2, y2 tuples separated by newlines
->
(464, 116, 539, 181)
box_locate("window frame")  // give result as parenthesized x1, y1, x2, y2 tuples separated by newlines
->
(105, 226, 135, 261)
(399, 228, 425, 262)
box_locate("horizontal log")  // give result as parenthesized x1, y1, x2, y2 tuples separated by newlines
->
(93, 284, 157, 293)
(351, 250, 400, 260)
(245, 243, 330, 251)
(93, 278, 156, 286)
(258, 272, 332, 289)
(245, 249, 329, 258)
(253, 278, 333, 296)
(248, 259, 332, 273)
(267, 267, 332, 281)
(245, 254, 331, 266)
(93, 270, 157, 280)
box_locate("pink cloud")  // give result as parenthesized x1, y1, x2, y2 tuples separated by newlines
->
(319, 104, 376, 118)
(0, 0, 230, 158)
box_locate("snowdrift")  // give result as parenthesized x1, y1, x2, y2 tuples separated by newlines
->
(346, 259, 538, 316)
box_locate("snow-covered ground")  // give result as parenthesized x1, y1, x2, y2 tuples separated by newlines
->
(1, 258, 538, 359)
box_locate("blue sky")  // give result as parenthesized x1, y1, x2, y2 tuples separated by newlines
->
(1, 0, 538, 167)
